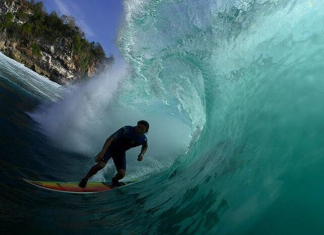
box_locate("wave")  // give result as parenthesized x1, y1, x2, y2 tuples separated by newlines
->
(20, 0, 324, 233)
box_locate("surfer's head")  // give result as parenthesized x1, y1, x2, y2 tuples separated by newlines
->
(135, 120, 149, 135)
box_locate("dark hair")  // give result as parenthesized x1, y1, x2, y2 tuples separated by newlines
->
(138, 120, 149, 133)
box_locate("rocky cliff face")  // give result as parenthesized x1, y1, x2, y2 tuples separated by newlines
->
(0, 0, 114, 85)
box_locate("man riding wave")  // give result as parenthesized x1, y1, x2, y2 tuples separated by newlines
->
(79, 120, 149, 188)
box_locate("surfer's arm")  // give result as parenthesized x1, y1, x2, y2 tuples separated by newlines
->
(95, 136, 115, 161)
(101, 135, 115, 154)
(138, 137, 148, 161)
(96, 127, 126, 161)
(138, 146, 148, 161)
(140, 146, 148, 155)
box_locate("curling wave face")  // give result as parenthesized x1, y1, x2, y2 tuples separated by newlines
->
(3, 0, 324, 234)
(114, 0, 324, 234)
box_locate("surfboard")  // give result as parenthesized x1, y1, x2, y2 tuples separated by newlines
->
(23, 179, 131, 194)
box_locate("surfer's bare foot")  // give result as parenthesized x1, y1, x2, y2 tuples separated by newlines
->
(79, 178, 88, 188)
(111, 177, 121, 187)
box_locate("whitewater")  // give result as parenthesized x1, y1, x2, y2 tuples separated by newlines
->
(1, 0, 324, 234)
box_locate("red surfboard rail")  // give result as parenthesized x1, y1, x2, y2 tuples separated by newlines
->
(24, 179, 115, 194)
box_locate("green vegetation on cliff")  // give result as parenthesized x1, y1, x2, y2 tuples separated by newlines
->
(0, 0, 112, 77)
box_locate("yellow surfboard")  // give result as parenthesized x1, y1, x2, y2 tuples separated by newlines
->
(23, 179, 131, 194)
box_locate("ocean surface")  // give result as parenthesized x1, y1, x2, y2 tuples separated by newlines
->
(1, 0, 324, 234)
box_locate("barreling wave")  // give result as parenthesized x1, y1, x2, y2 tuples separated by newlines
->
(113, 0, 324, 234)
(11, 0, 324, 234)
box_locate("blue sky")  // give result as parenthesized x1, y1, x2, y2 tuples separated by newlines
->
(38, 0, 124, 60)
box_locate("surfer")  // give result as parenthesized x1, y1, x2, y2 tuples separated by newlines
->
(79, 120, 149, 188)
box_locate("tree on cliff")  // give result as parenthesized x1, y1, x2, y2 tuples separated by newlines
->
(0, 0, 114, 81)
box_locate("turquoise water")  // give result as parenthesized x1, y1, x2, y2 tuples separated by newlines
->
(1, 0, 324, 234)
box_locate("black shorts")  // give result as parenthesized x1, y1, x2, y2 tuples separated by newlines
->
(102, 148, 126, 170)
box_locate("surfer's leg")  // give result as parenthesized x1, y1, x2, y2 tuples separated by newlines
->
(112, 169, 126, 186)
(84, 161, 106, 180)
(79, 161, 106, 188)
(79, 149, 112, 188)
(113, 169, 126, 180)
(112, 155, 126, 186)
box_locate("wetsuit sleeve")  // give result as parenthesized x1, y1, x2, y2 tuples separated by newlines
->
(111, 126, 127, 140)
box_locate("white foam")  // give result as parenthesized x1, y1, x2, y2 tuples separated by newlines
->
(31, 60, 192, 179)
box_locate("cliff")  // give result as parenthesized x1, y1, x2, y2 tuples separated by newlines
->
(0, 0, 114, 85)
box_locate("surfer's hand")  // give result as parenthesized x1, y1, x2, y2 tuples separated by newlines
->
(95, 152, 104, 162)
(137, 154, 144, 161)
